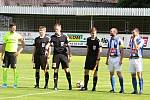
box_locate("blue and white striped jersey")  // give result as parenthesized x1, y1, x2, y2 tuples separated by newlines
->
(108, 36, 124, 56)
(129, 35, 144, 58)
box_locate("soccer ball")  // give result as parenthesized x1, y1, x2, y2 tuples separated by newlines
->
(76, 81, 81, 88)
(76, 81, 84, 88)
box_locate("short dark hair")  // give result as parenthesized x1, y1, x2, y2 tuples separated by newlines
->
(39, 26, 46, 29)
(133, 28, 140, 33)
(9, 23, 16, 28)
(54, 23, 61, 28)
(90, 27, 97, 33)
(111, 28, 118, 32)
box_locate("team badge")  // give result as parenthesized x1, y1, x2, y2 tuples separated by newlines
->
(110, 48, 117, 56)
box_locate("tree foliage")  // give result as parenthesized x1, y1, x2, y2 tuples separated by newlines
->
(117, 0, 150, 8)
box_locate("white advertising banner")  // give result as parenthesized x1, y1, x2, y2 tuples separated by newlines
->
(0, 31, 149, 48)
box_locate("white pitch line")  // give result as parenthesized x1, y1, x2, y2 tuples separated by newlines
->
(0, 91, 60, 100)
(0, 90, 66, 100)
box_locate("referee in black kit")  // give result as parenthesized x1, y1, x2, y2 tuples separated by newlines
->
(32, 26, 50, 89)
(46, 24, 72, 91)
(81, 27, 102, 91)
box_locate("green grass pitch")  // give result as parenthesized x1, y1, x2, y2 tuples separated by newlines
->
(0, 54, 150, 100)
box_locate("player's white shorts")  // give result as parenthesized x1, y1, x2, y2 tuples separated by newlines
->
(129, 58, 143, 73)
(108, 56, 122, 72)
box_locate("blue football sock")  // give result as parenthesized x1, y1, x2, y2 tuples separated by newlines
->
(132, 77, 137, 92)
(139, 78, 143, 92)
(110, 76, 115, 91)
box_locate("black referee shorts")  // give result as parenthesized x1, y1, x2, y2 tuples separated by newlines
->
(3, 51, 17, 69)
(52, 53, 69, 69)
(84, 55, 98, 71)
(34, 55, 49, 70)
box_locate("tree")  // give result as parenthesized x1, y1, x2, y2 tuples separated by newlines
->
(117, 0, 150, 8)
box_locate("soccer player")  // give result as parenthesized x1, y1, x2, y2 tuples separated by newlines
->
(81, 27, 102, 91)
(32, 26, 50, 89)
(105, 28, 124, 93)
(129, 28, 144, 94)
(46, 23, 72, 91)
(1, 23, 25, 88)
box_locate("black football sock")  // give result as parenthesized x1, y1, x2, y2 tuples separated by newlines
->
(84, 75, 89, 89)
(66, 72, 72, 87)
(35, 71, 40, 86)
(93, 76, 98, 89)
(45, 72, 49, 87)
(54, 72, 58, 88)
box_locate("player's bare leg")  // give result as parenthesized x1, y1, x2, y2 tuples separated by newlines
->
(117, 71, 124, 93)
(64, 68, 72, 90)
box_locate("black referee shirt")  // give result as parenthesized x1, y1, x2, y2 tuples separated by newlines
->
(87, 37, 101, 56)
(34, 36, 50, 55)
(50, 34, 69, 54)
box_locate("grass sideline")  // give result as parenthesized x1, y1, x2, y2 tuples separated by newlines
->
(0, 54, 149, 100)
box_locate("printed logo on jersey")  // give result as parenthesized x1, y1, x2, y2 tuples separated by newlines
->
(131, 48, 138, 56)
(110, 48, 117, 56)
(42, 43, 45, 47)
(61, 42, 64, 46)
(93, 45, 96, 50)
